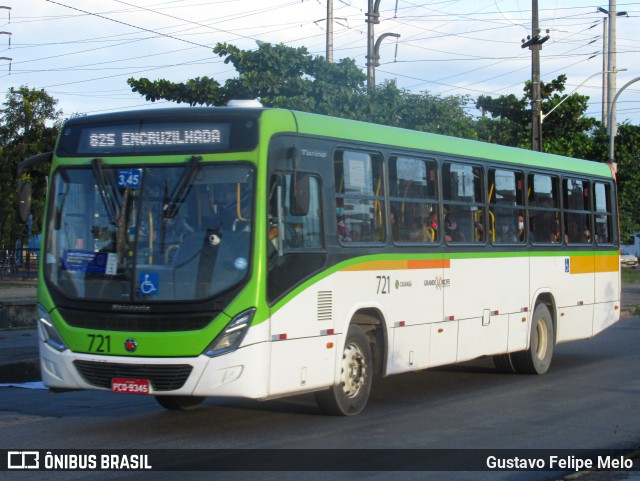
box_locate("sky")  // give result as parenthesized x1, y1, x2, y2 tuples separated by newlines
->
(1, 0, 639, 127)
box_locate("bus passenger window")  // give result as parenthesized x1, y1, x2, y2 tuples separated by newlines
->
(528, 173, 560, 245)
(442, 161, 484, 244)
(489, 168, 525, 244)
(334, 150, 385, 244)
(563, 178, 591, 244)
(594, 182, 613, 244)
(388, 155, 438, 244)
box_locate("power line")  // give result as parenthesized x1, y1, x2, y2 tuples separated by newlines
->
(46, 0, 214, 49)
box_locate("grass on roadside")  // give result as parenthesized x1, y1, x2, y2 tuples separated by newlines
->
(622, 268, 640, 284)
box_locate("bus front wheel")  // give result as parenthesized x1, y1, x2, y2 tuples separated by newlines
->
(155, 395, 205, 411)
(315, 324, 373, 416)
(513, 303, 554, 375)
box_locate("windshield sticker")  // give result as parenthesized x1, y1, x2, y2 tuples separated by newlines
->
(117, 169, 142, 189)
(139, 273, 159, 297)
(62, 250, 117, 275)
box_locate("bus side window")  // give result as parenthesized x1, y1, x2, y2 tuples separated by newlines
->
(267, 175, 280, 260)
(285, 174, 323, 249)
(563, 177, 591, 244)
(528, 173, 560, 244)
(442, 161, 484, 244)
(594, 182, 613, 244)
(489, 168, 525, 244)
(388, 155, 438, 244)
(269, 172, 324, 256)
(334, 150, 385, 245)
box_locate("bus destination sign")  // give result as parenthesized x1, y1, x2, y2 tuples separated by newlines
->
(73, 122, 232, 155)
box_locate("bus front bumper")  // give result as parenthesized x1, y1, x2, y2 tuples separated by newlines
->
(38, 340, 271, 399)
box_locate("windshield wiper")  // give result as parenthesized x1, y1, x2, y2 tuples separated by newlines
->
(92, 158, 122, 225)
(160, 156, 202, 256)
(162, 156, 202, 219)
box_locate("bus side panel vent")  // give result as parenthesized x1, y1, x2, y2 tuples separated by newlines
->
(317, 291, 333, 322)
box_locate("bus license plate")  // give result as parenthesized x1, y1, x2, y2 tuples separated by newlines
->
(112, 378, 151, 394)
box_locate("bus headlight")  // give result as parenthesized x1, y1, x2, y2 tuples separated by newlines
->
(204, 308, 256, 357)
(37, 304, 68, 352)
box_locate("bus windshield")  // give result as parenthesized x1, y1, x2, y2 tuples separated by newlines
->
(44, 162, 254, 303)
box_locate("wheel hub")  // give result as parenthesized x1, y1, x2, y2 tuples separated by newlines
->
(340, 342, 367, 399)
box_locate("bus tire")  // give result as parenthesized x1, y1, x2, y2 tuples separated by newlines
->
(493, 353, 518, 374)
(513, 303, 554, 375)
(155, 395, 205, 411)
(315, 324, 373, 416)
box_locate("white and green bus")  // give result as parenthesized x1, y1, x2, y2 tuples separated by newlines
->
(19, 104, 621, 415)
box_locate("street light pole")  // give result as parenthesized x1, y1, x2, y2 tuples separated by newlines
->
(366, 0, 400, 92)
(608, 76, 640, 164)
(540, 70, 617, 124)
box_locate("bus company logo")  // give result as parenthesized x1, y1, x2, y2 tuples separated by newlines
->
(124, 338, 138, 353)
(301, 149, 327, 158)
(7, 451, 39, 469)
(112, 304, 151, 313)
(395, 280, 412, 289)
(424, 276, 451, 290)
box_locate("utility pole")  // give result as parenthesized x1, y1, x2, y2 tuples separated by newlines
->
(326, 0, 333, 62)
(366, 0, 379, 92)
(600, 15, 609, 126)
(607, 0, 617, 137)
(0, 7, 10, 74)
(521, 0, 549, 152)
(366, 0, 400, 92)
(604, 1, 628, 137)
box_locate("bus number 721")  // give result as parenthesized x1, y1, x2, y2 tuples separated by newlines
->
(376, 275, 391, 295)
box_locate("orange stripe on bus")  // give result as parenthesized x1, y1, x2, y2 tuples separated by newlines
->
(570, 256, 594, 275)
(594, 254, 619, 273)
(342, 260, 407, 271)
(570, 254, 618, 274)
(343, 259, 448, 272)
(407, 259, 450, 269)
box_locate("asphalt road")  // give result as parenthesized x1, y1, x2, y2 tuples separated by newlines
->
(1, 314, 639, 481)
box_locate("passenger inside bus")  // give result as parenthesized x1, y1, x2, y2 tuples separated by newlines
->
(518, 214, 525, 242)
(444, 214, 464, 242)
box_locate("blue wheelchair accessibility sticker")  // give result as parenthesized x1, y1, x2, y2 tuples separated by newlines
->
(139, 273, 159, 296)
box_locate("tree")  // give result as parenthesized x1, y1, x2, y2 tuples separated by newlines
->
(474, 75, 597, 156)
(129, 42, 367, 114)
(128, 42, 475, 137)
(0, 86, 62, 247)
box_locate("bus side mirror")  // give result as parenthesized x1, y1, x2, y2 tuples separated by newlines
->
(16, 151, 53, 224)
(17, 181, 32, 224)
(290, 172, 310, 217)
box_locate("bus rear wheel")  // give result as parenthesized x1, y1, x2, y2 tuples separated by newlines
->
(155, 395, 205, 411)
(315, 324, 373, 416)
(513, 303, 554, 375)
